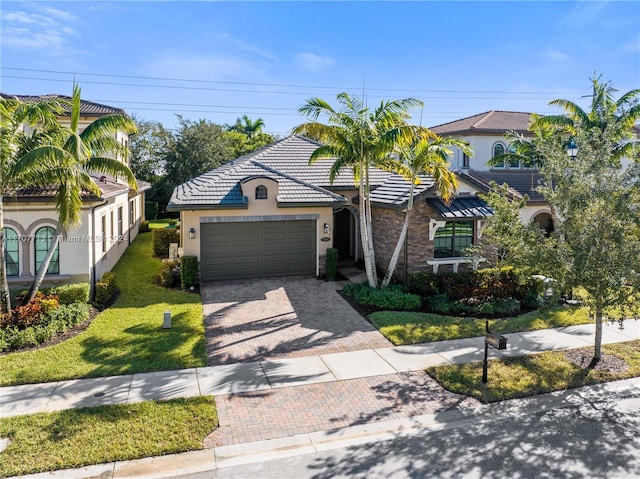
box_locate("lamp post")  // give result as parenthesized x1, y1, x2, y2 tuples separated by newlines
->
(566, 138, 578, 159)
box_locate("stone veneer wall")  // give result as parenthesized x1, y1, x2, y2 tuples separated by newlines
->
(372, 200, 438, 282)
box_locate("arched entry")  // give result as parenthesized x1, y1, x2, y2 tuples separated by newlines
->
(333, 206, 359, 260)
(533, 212, 554, 236)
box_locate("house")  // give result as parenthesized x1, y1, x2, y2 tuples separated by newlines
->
(168, 135, 492, 281)
(1, 93, 150, 292)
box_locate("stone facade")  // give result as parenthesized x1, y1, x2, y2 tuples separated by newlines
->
(372, 199, 438, 282)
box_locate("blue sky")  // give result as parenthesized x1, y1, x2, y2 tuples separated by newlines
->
(1, 1, 638, 136)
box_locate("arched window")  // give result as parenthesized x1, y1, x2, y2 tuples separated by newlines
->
(3, 228, 19, 276)
(492, 143, 505, 169)
(255, 185, 268, 200)
(34, 226, 59, 275)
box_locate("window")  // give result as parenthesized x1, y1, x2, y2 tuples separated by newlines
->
(129, 200, 135, 225)
(462, 152, 470, 168)
(117, 206, 123, 238)
(492, 143, 505, 168)
(433, 221, 474, 258)
(101, 216, 107, 253)
(110, 211, 114, 244)
(3, 228, 19, 276)
(255, 185, 268, 199)
(34, 226, 59, 274)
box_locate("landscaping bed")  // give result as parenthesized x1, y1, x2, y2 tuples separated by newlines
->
(426, 340, 640, 403)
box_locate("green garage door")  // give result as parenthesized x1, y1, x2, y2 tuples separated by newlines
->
(200, 220, 317, 281)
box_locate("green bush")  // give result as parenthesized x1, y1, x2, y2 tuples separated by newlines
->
(0, 303, 90, 352)
(94, 272, 120, 308)
(50, 283, 90, 305)
(145, 201, 159, 220)
(158, 260, 179, 288)
(139, 220, 150, 233)
(152, 228, 179, 257)
(343, 282, 421, 310)
(180, 256, 198, 289)
(325, 248, 339, 281)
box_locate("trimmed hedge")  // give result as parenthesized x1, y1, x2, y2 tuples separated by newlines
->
(0, 302, 90, 352)
(180, 256, 198, 289)
(158, 260, 179, 288)
(50, 283, 90, 305)
(325, 248, 339, 281)
(343, 282, 421, 311)
(94, 272, 120, 308)
(152, 228, 179, 257)
(139, 220, 150, 233)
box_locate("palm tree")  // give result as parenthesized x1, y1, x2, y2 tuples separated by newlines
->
(231, 115, 266, 138)
(0, 96, 67, 312)
(532, 74, 640, 160)
(13, 85, 138, 303)
(381, 129, 471, 287)
(293, 93, 422, 287)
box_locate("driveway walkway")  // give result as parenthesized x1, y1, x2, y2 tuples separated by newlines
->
(201, 277, 392, 365)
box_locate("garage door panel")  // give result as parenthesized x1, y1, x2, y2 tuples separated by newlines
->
(200, 220, 316, 281)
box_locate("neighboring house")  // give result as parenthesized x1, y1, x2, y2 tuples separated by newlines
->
(430, 110, 554, 230)
(1, 93, 150, 291)
(168, 135, 492, 281)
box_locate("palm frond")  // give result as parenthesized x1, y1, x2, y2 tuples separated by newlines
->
(86, 156, 138, 189)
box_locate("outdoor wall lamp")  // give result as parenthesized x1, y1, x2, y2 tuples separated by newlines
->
(566, 138, 578, 158)
(323, 223, 330, 234)
(189, 227, 196, 239)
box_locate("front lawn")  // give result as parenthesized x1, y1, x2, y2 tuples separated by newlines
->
(369, 306, 591, 345)
(0, 397, 217, 478)
(0, 232, 207, 386)
(427, 340, 640, 403)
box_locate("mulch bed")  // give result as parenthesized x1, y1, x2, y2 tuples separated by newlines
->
(564, 348, 629, 374)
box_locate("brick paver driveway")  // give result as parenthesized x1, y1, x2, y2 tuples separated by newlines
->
(201, 277, 392, 365)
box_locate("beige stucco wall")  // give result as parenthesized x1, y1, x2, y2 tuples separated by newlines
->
(179, 178, 336, 276)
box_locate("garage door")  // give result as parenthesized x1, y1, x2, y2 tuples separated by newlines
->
(200, 220, 317, 281)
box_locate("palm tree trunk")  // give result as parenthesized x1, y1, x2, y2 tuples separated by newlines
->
(359, 164, 377, 287)
(0, 196, 11, 312)
(24, 225, 62, 304)
(364, 164, 378, 286)
(382, 180, 415, 288)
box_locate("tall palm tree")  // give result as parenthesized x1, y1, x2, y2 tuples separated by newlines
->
(0, 96, 67, 312)
(232, 115, 266, 138)
(13, 85, 138, 303)
(381, 129, 471, 287)
(532, 74, 640, 160)
(293, 93, 421, 287)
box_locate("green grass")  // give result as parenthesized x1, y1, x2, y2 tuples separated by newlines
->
(148, 218, 176, 229)
(427, 340, 640, 403)
(369, 306, 591, 345)
(0, 232, 207, 386)
(0, 397, 217, 478)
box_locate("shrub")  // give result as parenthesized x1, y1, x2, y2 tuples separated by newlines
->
(343, 282, 421, 310)
(11, 292, 60, 329)
(325, 248, 339, 281)
(180, 256, 198, 289)
(50, 283, 90, 305)
(152, 228, 179, 257)
(139, 220, 150, 233)
(0, 303, 90, 352)
(158, 260, 179, 288)
(145, 201, 159, 220)
(95, 272, 120, 308)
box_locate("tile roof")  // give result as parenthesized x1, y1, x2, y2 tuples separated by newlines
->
(427, 197, 493, 219)
(0, 93, 127, 117)
(168, 135, 392, 210)
(369, 174, 436, 208)
(463, 169, 547, 202)
(430, 111, 534, 136)
(4, 175, 136, 202)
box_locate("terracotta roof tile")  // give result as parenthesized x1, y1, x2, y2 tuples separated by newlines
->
(430, 110, 534, 136)
(0, 93, 127, 117)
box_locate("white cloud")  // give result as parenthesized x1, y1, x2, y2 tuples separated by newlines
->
(1, 7, 78, 52)
(294, 53, 335, 72)
(143, 52, 268, 82)
(546, 50, 569, 62)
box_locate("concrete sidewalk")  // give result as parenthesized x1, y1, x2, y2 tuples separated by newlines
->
(2, 320, 638, 418)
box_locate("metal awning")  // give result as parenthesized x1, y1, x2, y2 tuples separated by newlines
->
(427, 197, 493, 219)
